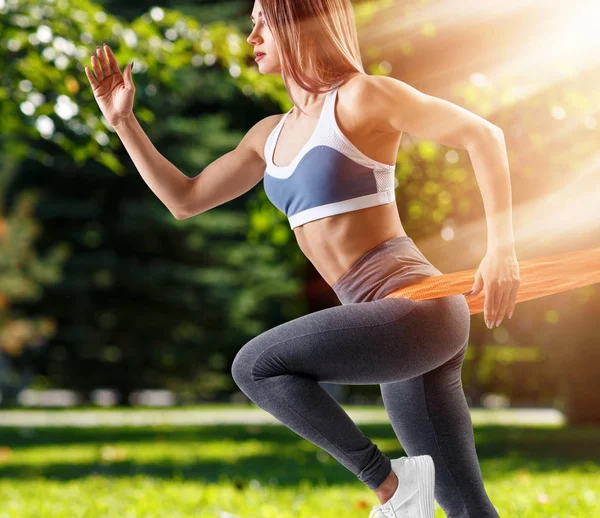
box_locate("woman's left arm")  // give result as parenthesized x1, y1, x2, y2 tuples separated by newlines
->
(362, 75, 521, 328)
(464, 129, 520, 328)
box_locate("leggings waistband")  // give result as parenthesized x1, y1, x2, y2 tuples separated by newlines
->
(331, 236, 443, 304)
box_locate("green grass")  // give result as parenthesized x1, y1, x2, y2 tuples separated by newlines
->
(0, 419, 598, 517)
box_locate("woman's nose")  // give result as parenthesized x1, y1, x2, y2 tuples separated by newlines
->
(247, 32, 260, 45)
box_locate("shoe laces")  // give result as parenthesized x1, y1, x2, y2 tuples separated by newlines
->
(368, 501, 395, 518)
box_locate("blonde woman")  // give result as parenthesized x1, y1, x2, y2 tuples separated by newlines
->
(86, 0, 517, 515)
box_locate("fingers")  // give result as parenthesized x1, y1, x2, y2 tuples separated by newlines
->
(476, 251, 520, 329)
(102, 44, 122, 76)
(84, 64, 99, 89)
(90, 54, 105, 82)
(483, 283, 495, 329)
(87, 43, 124, 88)
(95, 45, 112, 78)
(507, 280, 520, 319)
(494, 287, 510, 327)
(484, 279, 520, 328)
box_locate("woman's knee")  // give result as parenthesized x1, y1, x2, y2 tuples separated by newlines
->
(231, 333, 280, 389)
(231, 341, 257, 389)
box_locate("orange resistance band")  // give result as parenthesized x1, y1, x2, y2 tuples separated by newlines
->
(384, 246, 600, 315)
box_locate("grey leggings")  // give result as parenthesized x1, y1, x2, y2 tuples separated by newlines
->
(231, 236, 500, 517)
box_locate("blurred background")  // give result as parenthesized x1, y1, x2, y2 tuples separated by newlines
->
(0, 0, 598, 516)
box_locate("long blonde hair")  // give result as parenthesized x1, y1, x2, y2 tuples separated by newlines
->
(258, 0, 367, 116)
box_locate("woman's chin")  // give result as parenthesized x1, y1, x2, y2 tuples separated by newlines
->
(256, 61, 281, 76)
(258, 65, 277, 75)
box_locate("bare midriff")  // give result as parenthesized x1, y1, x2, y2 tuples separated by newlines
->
(293, 202, 408, 287)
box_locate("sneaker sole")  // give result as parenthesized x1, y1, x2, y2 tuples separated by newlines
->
(414, 455, 435, 517)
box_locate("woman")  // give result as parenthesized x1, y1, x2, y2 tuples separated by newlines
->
(85, 1, 518, 516)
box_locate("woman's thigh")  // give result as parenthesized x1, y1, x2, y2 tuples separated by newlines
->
(232, 294, 470, 386)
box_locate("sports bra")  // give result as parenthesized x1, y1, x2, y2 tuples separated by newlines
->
(263, 82, 397, 230)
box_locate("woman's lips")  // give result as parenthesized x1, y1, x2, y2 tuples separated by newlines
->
(255, 53, 266, 62)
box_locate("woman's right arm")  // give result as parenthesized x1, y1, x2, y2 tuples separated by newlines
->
(85, 45, 190, 219)
(86, 44, 270, 220)
(176, 116, 272, 220)
(115, 113, 271, 221)
(113, 113, 192, 219)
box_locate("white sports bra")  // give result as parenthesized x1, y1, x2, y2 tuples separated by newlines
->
(262, 82, 397, 229)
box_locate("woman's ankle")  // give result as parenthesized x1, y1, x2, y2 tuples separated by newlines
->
(373, 469, 399, 504)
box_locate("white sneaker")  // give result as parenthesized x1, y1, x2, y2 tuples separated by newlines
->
(368, 455, 435, 518)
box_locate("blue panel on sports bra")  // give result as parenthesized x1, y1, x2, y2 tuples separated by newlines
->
(263, 145, 376, 217)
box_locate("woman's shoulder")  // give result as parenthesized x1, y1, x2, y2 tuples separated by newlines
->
(254, 112, 286, 137)
(337, 74, 396, 135)
(341, 73, 390, 98)
(243, 113, 286, 164)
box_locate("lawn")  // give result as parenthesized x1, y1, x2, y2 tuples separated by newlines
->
(0, 411, 598, 517)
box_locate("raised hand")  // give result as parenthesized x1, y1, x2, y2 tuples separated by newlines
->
(84, 43, 135, 127)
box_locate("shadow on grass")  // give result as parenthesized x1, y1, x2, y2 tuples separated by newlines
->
(0, 424, 599, 487)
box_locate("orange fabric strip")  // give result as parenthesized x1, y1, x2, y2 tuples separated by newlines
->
(383, 247, 600, 315)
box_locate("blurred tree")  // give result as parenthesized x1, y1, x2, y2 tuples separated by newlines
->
(0, 188, 68, 401)
(97, 0, 245, 23)
(0, 0, 302, 405)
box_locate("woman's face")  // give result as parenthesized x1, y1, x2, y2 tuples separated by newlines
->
(247, 1, 281, 75)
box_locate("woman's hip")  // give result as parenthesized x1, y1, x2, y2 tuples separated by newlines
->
(331, 236, 447, 305)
